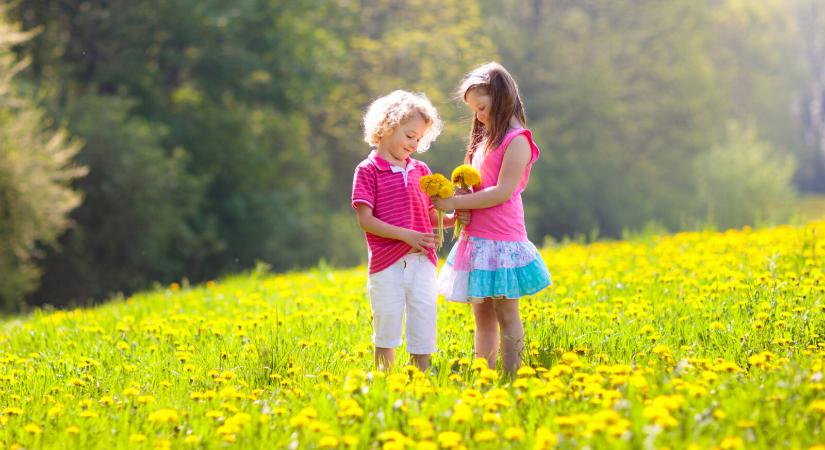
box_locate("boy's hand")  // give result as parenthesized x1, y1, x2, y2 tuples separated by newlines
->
(455, 209, 471, 225)
(403, 230, 438, 253)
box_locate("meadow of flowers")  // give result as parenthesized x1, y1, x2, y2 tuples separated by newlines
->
(1, 222, 824, 449)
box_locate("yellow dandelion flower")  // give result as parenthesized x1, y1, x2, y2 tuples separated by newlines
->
(3, 407, 23, 416)
(719, 436, 744, 449)
(450, 403, 473, 424)
(226, 413, 252, 429)
(652, 344, 671, 356)
(419, 173, 451, 197)
(474, 429, 497, 442)
(122, 387, 140, 397)
(471, 358, 489, 371)
(451, 164, 482, 189)
(482, 412, 501, 424)
(409, 417, 434, 439)
(290, 415, 310, 428)
(534, 426, 558, 449)
(47, 405, 63, 418)
(479, 368, 498, 382)
(147, 408, 178, 425)
(561, 352, 579, 364)
(319, 436, 339, 448)
(504, 427, 525, 442)
(517, 366, 537, 377)
(809, 400, 825, 414)
(437, 431, 462, 449)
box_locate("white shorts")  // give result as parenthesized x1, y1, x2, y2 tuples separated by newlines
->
(367, 253, 437, 354)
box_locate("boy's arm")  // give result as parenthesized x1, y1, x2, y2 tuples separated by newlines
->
(428, 208, 471, 228)
(431, 208, 457, 227)
(355, 204, 437, 252)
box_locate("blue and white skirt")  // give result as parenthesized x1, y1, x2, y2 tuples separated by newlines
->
(437, 236, 551, 303)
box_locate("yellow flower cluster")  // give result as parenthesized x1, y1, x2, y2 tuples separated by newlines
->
(419, 173, 453, 249)
(450, 164, 482, 189)
(449, 164, 482, 240)
(419, 173, 453, 199)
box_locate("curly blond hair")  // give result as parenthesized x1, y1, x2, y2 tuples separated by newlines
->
(363, 90, 443, 152)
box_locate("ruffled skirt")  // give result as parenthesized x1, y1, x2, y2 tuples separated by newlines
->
(437, 236, 551, 303)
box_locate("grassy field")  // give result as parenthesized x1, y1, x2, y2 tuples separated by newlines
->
(1, 222, 824, 449)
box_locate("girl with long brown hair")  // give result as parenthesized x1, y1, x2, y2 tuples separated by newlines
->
(432, 62, 552, 374)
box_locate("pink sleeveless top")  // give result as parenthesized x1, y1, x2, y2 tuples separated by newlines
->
(463, 128, 540, 241)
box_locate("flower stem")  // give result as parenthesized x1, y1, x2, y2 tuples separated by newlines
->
(437, 210, 444, 250)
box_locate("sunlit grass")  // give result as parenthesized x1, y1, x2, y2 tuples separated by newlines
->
(1, 222, 823, 449)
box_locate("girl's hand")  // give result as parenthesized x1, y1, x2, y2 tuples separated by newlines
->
(403, 230, 438, 253)
(455, 209, 471, 225)
(431, 196, 456, 211)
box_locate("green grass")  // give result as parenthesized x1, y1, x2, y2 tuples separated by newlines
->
(0, 222, 824, 449)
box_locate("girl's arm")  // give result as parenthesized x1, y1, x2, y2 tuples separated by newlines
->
(355, 204, 437, 252)
(433, 135, 532, 211)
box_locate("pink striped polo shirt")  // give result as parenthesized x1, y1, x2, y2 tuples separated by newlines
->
(352, 150, 437, 274)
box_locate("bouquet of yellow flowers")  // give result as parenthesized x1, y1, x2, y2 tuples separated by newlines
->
(419, 173, 452, 250)
(450, 164, 482, 240)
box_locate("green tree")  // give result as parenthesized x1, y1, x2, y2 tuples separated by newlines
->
(793, 0, 825, 191)
(31, 95, 206, 304)
(0, 11, 86, 309)
(312, 0, 497, 263)
(10, 0, 345, 302)
(693, 122, 796, 229)
(709, 0, 807, 188)
(486, 0, 724, 238)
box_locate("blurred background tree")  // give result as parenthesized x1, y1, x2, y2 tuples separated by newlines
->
(0, 9, 86, 308)
(0, 0, 818, 308)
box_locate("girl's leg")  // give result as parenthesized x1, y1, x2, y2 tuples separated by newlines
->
(493, 299, 524, 374)
(375, 347, 395, 369)
(473, 298, 499, 369)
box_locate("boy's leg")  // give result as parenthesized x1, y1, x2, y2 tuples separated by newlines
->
(473, 298, 499, 369)
(367, 260, 406, 370)
(405, 254, 437, 371)
(410, 353, 430, 370)
(376, 347, 395, 369)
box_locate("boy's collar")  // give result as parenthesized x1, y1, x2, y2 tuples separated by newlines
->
(368, 149, 416, 171)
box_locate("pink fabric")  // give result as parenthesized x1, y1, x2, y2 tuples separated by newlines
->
(352, 150, 437, 274)
(463, 128, 540, 241)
